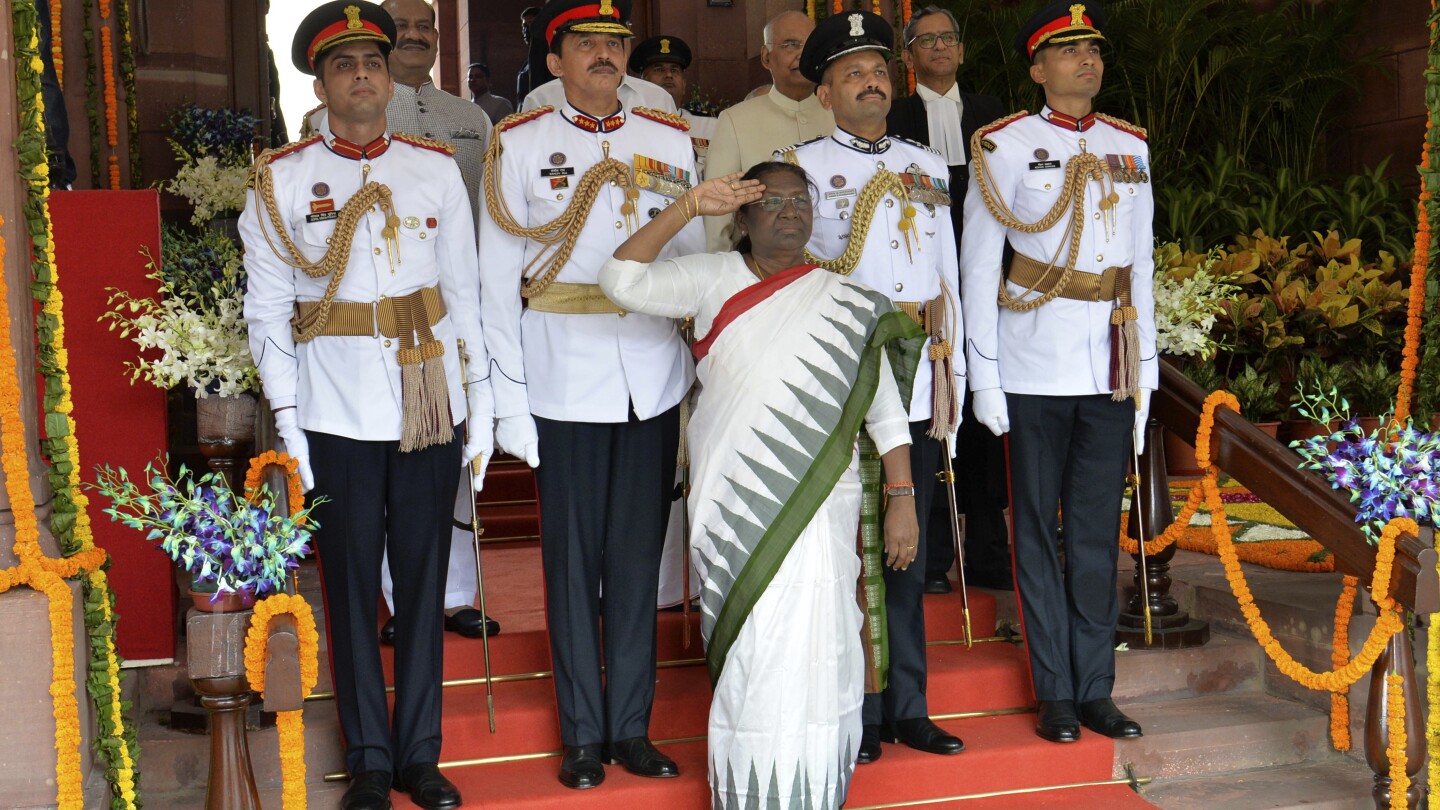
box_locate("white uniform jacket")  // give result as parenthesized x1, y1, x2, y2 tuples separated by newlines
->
(786, 129, 964, 422)
(959, 108, 1158, 396)
(680, 109, 717, 178)
(240, 126, 491, 440)
(521, 75, 678, 114)
(478, 103, 704, 423)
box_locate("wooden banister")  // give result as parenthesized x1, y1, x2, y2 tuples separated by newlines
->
(1153, 361, 1439, 614)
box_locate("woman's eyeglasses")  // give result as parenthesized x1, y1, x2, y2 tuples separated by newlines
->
(746, 195, 812, 213)
(908, 31, 959, 49)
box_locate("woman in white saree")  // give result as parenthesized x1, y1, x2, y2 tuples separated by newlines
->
(599, 162, 925, 810)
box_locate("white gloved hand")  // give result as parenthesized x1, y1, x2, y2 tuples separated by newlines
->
(972, 388, 1010, 437)
(462, 418, 494, 492)
(1133, 391, 1151, 457)
(495, 414, 540, 468)
(946, 431, 959, 459)
(272, 408, 316, 492)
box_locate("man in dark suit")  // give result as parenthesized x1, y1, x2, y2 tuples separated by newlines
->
(886, 5, 1013, 595)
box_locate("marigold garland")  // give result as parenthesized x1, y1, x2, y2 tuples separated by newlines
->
(1387, 673, 1409, 810)
(117, 0, 141, 186)
(1330, 575, 1358, 750)
(82, 0, 102, 189)
(50, 0, 64, 88)
(100, 24, 120, 188)
(245, 450, 308, 524)
(244, 593, 321, 810)
(1395, 119, 1431, 425)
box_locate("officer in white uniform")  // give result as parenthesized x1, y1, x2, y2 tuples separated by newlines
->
(477, 0, 703, 791)
(960, 0, 1155, 745)
(628, 35, 716, 176)
(783, 9, 965, 766)
(241, 3, 488, 808)
(522, 72, 677, 114)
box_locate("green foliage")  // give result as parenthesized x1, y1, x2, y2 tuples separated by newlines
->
(1342, 358, 1402, 417)
(1291, 356, 1346, 422)
(1229, 363, 1284, 422)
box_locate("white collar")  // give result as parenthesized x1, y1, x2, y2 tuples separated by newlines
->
(915, 82, 961, 103)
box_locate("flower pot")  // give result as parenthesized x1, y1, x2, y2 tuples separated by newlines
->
(196, 391, 258, 443)
(1283, 419, 1335, 444)
(1164, 428, 1202, 478)
(1251, 420, 1280, 439)
(1356, 416, 1383, 436)
(189, 588, 255, 613)
(1430, 412, 1440, 433)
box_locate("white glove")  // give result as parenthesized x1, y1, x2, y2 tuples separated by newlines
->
(462, 419, 493, 492)
(495, 414, 540, 468)
(272, 408, 316, 492)
(972, 388, 1010, 437)
(946, 431, 959, 459)
(1133, 391, 1151, 457)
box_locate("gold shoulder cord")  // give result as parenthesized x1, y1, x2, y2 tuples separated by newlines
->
(968, 127, 1113, 313)
(803, 169, 915, 275)
(251, 155, 401, 342)
(482, 133, 637, 298)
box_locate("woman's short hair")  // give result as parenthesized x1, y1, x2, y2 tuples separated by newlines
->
(731, 161, 817, 254)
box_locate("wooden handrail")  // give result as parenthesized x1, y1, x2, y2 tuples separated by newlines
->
(1153, 361, 1439, 614)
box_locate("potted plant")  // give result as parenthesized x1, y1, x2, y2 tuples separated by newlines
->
(1152, 242, 1241, 362)
(92, 456, 320, 610)
(1287, 356, 1344, 443)
(1229, 363, 1285, 436)
(1292, 411, 1439, 544)
(1341, 358, 1401, 434)
(162, 104, 260, 229)
(100, 226, 260, 443)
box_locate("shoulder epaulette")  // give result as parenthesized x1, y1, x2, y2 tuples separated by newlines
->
(260, 134, 322, 165)
(299, 103, 327, 139)
(393, 132, 456, 156)
(775, 134, 827, 159)
(895, 135, 943, 157)
(977, 111, 1029, 138)
(496, 106, 555, 133)
(1095, 113, 1148, 141)
(633, 106, 690, 132)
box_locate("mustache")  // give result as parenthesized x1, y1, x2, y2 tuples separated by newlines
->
(590, 61, 618, 72)
(858, 88, 887, 100)
(397, 38, 430, 49)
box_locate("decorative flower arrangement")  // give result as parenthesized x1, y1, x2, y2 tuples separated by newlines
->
(1291, 387, 1440, 542)
(100, 226, 258, 397)
(162, 104, 258, 226)
(92, 458, 320, 600)
(1152, 242, 1241, 361)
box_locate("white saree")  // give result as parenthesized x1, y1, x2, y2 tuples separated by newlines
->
(601, 252, 921, 810)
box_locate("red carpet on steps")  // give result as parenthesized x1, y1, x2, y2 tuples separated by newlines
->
(360, 532, 1155, 807)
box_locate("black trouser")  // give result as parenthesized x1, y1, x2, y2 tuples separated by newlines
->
(927, 389, 1010, 580)
(534, 405, 680, 747)
(307, 429, 462, 775)
(1007, 394, 1131, 702)
(863, 421, 942, 726)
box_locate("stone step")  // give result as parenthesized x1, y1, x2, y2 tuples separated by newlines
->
(1114, 630, 1265, 703)
(1111, 692, 1338, 782)
(1141, 760, 1376, 809)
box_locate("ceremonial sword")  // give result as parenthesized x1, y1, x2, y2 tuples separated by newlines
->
(1130, 414, 1153, 645)
(458, 339, 498, 732)
(938, 440, 973, 649)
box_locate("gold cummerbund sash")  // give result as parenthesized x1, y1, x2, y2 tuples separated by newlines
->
(893, 296, 942, 330)
(292, 284, 447, 338)
(525, 281, 626, 315)
(1007, 252, 1130, 303)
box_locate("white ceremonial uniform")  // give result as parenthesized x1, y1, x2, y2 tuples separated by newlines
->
(680, 109, 717, 177)
(479, 103, 703, 424)
(242, 124, 491, 439)
(959, 108, 1158, 397)
(521, 74, 678, 114)
(704, 91, 834, 250)
(786, 129, 964, 421)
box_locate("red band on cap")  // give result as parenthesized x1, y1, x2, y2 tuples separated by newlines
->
(1026, 14, 1094, 58)
(308, 19, 389, 68)
(544, 4, 622, 45)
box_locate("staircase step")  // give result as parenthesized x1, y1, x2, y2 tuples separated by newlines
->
(1109, 693, 1333, 781)
(474, 502, 541, 541)
(1141, 761, 1375, 810)
(392, 712, 1122, 810)
(1114, 631, 1264, 703)
(872, 783, 1157, 809)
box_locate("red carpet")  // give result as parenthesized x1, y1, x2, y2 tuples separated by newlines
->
(49, 191, 173, 661)
(358, 461, 1156, 807)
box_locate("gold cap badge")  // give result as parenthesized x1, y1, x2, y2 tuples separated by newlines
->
(660, 38, 671, 54)
(848, 13, 864, 37)
(1069, 4, 1085, 25)
(599, 0, 614, 16)
(344, 5, 362, 29)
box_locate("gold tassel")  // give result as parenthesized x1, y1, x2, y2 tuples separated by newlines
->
(1110, 306, 1140, 403)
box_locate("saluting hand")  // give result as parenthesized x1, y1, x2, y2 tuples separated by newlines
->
(688, 172, 766, 217)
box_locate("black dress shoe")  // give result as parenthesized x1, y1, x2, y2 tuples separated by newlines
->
(379, 618, 396, 646)
(341, 770, 392, 810)
(444, 607, 501, 637)
(1035, 700, 1082, 743)
(856, 724, 882, 764)
(886, 717, 964, 754)
(605, 736, 679, 778)
(1079, 698, 1143, 738)
(923, 573, 953, 594)
(559, 744, 605, 789)
(396, 763, 461, 810)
